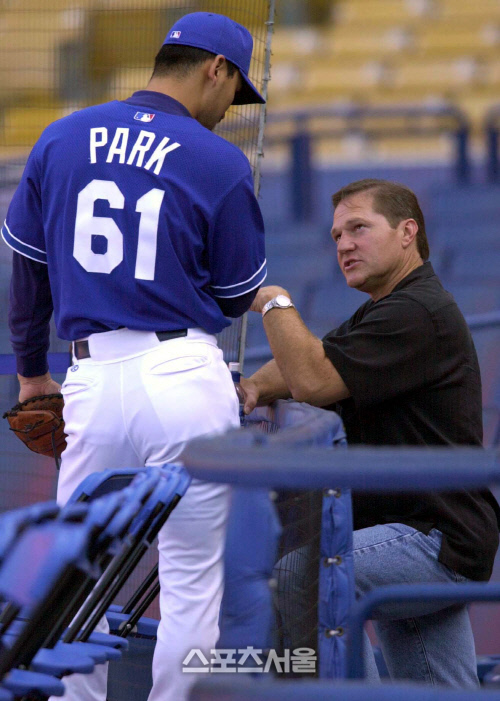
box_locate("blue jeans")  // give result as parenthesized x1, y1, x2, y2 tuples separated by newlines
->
(274, 523, 480, 688)
(354, 523, 479, 688)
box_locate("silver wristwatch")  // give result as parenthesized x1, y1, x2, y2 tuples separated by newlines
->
(262, 294, 295, 317)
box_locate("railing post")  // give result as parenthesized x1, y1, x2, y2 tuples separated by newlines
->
(290, 117, 313, 221)
(487, 124, 499, 183)
(455, 123, 470, 183)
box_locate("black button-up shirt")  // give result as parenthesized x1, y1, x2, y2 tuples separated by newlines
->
(323, 262, 500, 581)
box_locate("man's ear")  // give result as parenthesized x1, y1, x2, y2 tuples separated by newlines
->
(401, 219, 419, 249)
(207, 54, 226, 83)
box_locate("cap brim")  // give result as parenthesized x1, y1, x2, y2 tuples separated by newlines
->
(232, 72, 265, 105)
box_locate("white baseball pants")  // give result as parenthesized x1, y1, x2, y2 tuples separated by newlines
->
(52, 327, 239, 701)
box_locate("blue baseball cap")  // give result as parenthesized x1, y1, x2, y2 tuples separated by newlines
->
(163, 12, 265, 106)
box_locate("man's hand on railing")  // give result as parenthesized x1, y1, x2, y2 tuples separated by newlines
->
(240, 376, 259, 415)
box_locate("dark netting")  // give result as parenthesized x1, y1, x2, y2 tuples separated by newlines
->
(243, 410, 322, 676)
(272, 489, 322, 675)
(207, 0, 274, 366)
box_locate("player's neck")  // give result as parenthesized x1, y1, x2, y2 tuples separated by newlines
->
(144, 77, 201, 120)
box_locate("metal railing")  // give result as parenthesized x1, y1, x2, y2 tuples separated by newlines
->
(183, 435, 500, 684)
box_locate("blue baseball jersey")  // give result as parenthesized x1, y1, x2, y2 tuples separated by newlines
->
(2, 91, 266, 341)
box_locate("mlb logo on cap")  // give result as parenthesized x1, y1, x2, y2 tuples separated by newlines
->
(134, 112, 155, 123)
(163, 12, 265, 106)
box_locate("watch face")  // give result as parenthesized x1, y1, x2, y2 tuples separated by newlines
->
(275, 294, 291, 307)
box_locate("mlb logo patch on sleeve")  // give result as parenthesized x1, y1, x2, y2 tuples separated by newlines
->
(134, 112, 155, 123)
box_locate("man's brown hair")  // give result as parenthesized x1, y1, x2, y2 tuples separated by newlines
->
(332, 179, 430, 261)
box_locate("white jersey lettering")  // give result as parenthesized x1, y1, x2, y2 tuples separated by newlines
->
(90, 127, 181, 173)
(106, 128, 130, 164)
(144, 137, 181, 175)
(127, 130, 156, 168)
(89, 127, 108, 163)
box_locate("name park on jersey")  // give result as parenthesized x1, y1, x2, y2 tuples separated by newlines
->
(89, 127, 181, 175)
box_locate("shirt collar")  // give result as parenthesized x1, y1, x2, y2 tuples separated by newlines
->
(392, 261, 435, 293)
(122, 90, 193, 119)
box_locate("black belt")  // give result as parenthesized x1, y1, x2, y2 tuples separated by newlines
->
(73, 330, 188, 360)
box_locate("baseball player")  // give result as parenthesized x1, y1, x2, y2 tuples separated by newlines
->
(2, 12, 266, 701)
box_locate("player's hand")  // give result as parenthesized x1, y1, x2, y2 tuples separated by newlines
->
(18, 372, 61, 403)
(240, 376, 259, 414)
(250, 286, 290, 313)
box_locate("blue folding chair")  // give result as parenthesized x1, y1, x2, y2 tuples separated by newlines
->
(62, 464, 190, 645)
(0, 515, 101, 698)
(0, 502, 60, 565)
(0, 478, 165, 689)
(0, 503, 61, 641)
(62, 465, 191, 701)
(0, 462, 191, 701)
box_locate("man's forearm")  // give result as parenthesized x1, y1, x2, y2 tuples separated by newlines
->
(249, 359, 292, 405)
(250, 285, 350, 406)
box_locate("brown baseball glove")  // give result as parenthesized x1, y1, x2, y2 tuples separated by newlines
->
(3, 393, 66, 464)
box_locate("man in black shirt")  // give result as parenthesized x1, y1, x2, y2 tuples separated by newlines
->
(242, 178, 500, 687)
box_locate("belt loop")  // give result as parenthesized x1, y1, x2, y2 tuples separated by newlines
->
(74, 340, 90, 360)
(156, 330, 188, 342)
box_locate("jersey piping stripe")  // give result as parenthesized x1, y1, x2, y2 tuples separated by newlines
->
(212, 270, 267, 299)
(2, 221, 47, 255)
(1, 223, 47, 264)
(211, 258, 267, 290)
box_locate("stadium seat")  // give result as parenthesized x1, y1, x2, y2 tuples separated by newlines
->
(303, 60, 390, 95)
(109, 66, 153, 101)
(333, 0, 430, 25)
(0, 10, 83, 99)
(392, 58, 482, 92)
(415, 23, 496, 56)
(324, 26, 415, 59)
(439, 0, 500, 21)
(301, 275, 366, 333)
(470, 326, 500, 408)
(444, 248, 500, 282)
(265, 250, 334, 311)
(483, 406, 500, 448)
(271, 27, 323, 62)
(87, 8, 168, 75)
(1, 107, 67, 149)
(441, 284, 499, 317)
